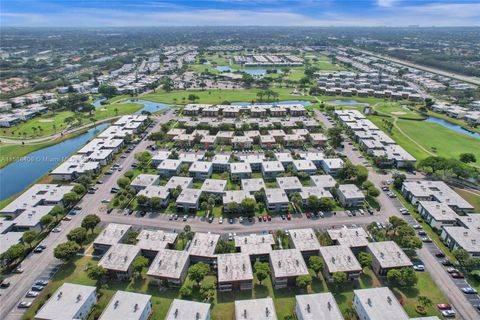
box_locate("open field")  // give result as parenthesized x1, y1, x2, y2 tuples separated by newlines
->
(375, 103, 425, 120)
(0, 102, 142, 139)
(22, 253, 445, 320)
(396, 118, 480, 161)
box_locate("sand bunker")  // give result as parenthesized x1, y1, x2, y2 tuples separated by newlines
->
(392, 111, 407, 115)
(38, 119, 54, 122)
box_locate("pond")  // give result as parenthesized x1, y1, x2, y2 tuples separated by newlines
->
(216, 66, 283, 76)
(424, 116, 480, 140)
(231, 100, 312, 107)
(126, 99, 172, 113)
(92, 97, 107, 108)
(0, 123, 109, 201)
(328, 100, 370, 106)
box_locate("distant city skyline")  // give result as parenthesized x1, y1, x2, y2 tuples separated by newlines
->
(2, 0, 480, 27)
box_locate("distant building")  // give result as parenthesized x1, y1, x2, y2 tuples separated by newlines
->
(295, 293, 344, 320)
(353, 287, 409, 320)
(99, 291, 152, 320)
(234, 297, 277, 320)
(165, 299, 211, 320)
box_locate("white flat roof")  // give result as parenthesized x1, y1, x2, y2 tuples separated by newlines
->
(289, 228, 321, 252)
(164, 176, 193, 190)
(94, 223, 132, 247)
(35, 283, 96, 320)
(242, 178, 266, 193)
(276, 176, 302, 191)
(354, 287, 409, 320)
(320, 245, 362, 273)
(367, 241, 412, 269)
(269, 249, 309, 278)
(99, 291, 151, 320)
(130, 174, 160, 187)
(235, 233, 275, 256)
(201, 179, 227, 193)
(136, 229, 177, 252)
(310, 175, 336, 189)
(235, 297, 278, 320)
(188, 232, 220, 258)
(295, 293, 344, 320)
(217, 253, 253, 283)
(165, 299, 211, 320)
(147, 249, 190, 280)
(98, 244, 140, 272)
(176, 188, 202, 205)
(265, 188, 289, 204)
(327, 227, 369, 248)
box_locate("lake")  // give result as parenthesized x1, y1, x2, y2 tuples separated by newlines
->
(0, 123, 108, 201)
(425, 116, 480, 140)
(126, 99, 171, 113)
(329, 100, 370, 106)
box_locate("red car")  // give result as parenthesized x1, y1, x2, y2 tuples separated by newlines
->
(305, 212, 311, 219)
(267, 215, 272, 221)
(437, 304, 452, 310)
(451, 272, 464, 279)
(262, 215, 267, 222)
(287, 213, 292, 220)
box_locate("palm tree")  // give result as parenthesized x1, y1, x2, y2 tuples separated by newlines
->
(256, 91, 264, 102)
(114, 107, 118, 116)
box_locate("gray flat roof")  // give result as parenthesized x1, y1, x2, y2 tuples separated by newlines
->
(98, 243, 140, 272)
(235, 233, 275, 256)
(137, 185, 169, 200)
(293, 160, 317, 171)
(201, 179, 227, 193)
(217, 253, 253, 283)
(230, 162, 252, 174)
(402, 181, 473, 210)
(147, 249, 190, 280)
(188, 232, 220, 258)
(289, 228, 321, 252)
(157, 159, 182, 170)
(322, 158, 344, 170)
(35, 283, 96, 320)
(94, 223, 132, 247)
(262, 161, 284, 173)
(235, 297, 278, 320)
(442, 227, 480, 253)
(338, 184, 365, 199)
(212, 154, 230, 164)
(165, 299, 211, 320)
(418, 201, 458, 221)
(130, 174, 160, 188)
(0, 232, 24, 255)
(176, 188, 202, 205)
(12, 205, 53, 228)
(269, 249, 309, 278)
(295, 293, 344, 320)
(354, 287, 409, 320)
(223, 190, 254, 205)
(367, 241, 412, 269)
(164, 176, 193, 190)
(310, 175, 336, 189)
(241, 178, 266, 193)
(189, 161, 213, 173)
(276, 176, 302, 191)
(299, 187, 333, 200)
(274, 152, 294, 163)
(136, 229, 177, 252)
(456, 214, 480, 230)
(99, 291, 151, 320)
(265, 189, 289, 204)
(327, 227, 369, 248)
(320, 245, 362, 273)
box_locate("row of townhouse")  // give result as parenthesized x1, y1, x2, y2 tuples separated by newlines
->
(335, 109, 416, 169)
(50, 115, 148, 181)
(0, 103, 49, 127)
(183, 103, 307, 117)
(431, 102, 480, 125)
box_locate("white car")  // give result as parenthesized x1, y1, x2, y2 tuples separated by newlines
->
(441, 310, 455, 318)
(26, 291, 39, 298)
(52, 228, 61, 233)
(218, 217, 223, 224)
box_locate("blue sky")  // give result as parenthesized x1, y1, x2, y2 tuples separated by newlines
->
(2, 0, 479, 27)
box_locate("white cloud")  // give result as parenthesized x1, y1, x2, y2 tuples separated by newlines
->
(377, 0, 397, 8)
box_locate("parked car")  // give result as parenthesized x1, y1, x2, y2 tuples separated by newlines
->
(35, 280, 48, 286)
(239, 216, 244, 223)
(0, 281, 11, 288)
(281, 214, 286, 220)
(417, 230, 427, 236)
(168, 214, 174, 220)
(208, 216, 214, 223)
(412, 224, 422, 229)
(18, 301, 32, 308)
(173, 214, 178, 220)
(73, 206, 82, 210)
(287, 213, 292, 220)
(305, 212, 311, 219)
(434, 251, 445, 258)
(68, 210, 77, 215)
(451, 272, 465, 279)
(14, 266, 24, 273)
(421, 236, 432, 242)
(182, 215, 188, 221)
(31, 285, 44, 292)
(262, 215, 267, 222)
(446, 268, 459, 274)
(26, 291, 39, 298)
(52, 227, 61, 233)
(62, 216, 72, 221)
(413, 264, 425, 272)
(441, 259, 453, 266)
(107, 208, 114, 214)
(436, 303, 452, 310)
(267, 215, 272, 221)
(219, 217, 223, 224)
(257, 216, 263, 222)
(461, 286, 477, 294)
(228, 218, 234, 224)
(441, 310, 456, 318)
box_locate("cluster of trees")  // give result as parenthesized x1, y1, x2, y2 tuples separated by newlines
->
(224, 197, 258, 215)
(289, 193, 336, 213)
(326, 126, 343, 148)
(256, 89, 280, 102)
(368, 216, 422, 250)
(387, 267, 418, 287)
(54, 215, 101, 262)
(98, 85, 118, 98)
(417, 156, 478, 180)
(337, 162, 369, 185)
(452, 249, 480, 271)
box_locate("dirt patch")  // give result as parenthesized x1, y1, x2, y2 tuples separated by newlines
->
(38, 119, 54, 123)
(392, 111, 407, 115)
(99, 108, 107, 112)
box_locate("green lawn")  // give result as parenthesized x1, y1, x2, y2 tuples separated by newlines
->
(142, 88, 315, 105)
(374, 103, 425, 120)
(396, 118, 480, 161)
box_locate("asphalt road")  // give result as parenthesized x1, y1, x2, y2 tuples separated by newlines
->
(0, 110, 175, 320)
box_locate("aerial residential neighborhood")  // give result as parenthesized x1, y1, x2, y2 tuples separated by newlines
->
(0, 1, 479, 320)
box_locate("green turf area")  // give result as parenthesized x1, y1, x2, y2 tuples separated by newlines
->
(374, 103, 425, 120)
(22, 252, 446, 320)
(142, 88, 314, 105)
(396, 118, 480, 161)
(452, 188, 480, 212)
(0, 102, 142, 139)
